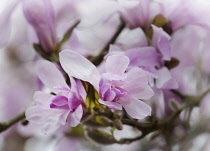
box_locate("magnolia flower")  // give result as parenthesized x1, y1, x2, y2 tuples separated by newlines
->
(26, 60, 86, 134)
(60, 50, 154, 119)
(23, 0, 57, 53)
(118, 0, 161, 28)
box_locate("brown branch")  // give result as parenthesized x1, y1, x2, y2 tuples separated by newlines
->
(117, 134, 145, 144)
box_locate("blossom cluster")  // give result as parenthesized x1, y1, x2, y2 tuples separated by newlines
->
(1, 0, 210, 150)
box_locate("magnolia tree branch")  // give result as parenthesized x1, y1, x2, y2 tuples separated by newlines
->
(1, 86, 210, 143)
(0, 111, 25, 133)
(117, 134, 146, 144)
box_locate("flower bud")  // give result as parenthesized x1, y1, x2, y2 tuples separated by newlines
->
(23, 0, 57, 53)
(85, 128, 117, 145)
(113, 119, 123, 130)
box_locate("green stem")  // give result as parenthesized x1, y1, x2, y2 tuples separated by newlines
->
(0, 111, 25, 133)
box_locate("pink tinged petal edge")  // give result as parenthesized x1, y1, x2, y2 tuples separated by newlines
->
(67, 105, 83, 127)
(99, 99, 122, 110)
(151, 25, 171, 60)
(59, 49, 101, 91)
(125, 47, 160, 67)
(76, 80, 87, 101)
(69, 76, 87, 100)
(36, 60, 69, 93)
(158, 36, 171, 61)
(123, 67, 154, 100)
(120, 98, 152, 119)
(50, 95, 69, 110)
(105, 54, 130, 74)
(69, 76, 78, 94)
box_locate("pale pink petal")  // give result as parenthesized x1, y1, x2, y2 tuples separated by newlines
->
(76, 80, 86, 101)
(120, 98, 152, 119)
(105, 55, 129, 74)
(33, 91, 53, 106)
(156, 67, 178, 89)
(66, 105, 83, 127)
(99, 99, 122, 110)
(158, 37, 171, 61)
(23, 0, 56, 52)
(36, 60, 69, 93)
(151, 25, 171, 60)
(69, 76, 78, 94)
(123, 67, 154, 100)
(59, 49, 101, 90)
(26, 105, 70, 134)
(125, 47, 160, 67)
(117, 28, 148, 48)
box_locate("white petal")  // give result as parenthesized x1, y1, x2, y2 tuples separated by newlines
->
(33, 91, 53, 106)
(156, 67, 172, 89)
(59, 49, 101, 91)
(36, 60, 69, 93)
(106, 54, 129, 74)
(120, 98, 151, 119)
(123, 67, 154, 99)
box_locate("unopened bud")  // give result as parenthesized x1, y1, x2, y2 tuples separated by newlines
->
(23, 0, 57, 53)
(113, 119, 123, 130)
(95, 116, 113, 126)
(85, 128, 117, 145)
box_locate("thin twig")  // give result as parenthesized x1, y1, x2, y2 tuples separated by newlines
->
(117, 134, 145, 144)
(0, 111, 25, 133)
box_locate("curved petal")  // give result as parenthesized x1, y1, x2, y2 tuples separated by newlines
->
(26, 106, 69, 125)
(66, 105, 83, 127)
(156, 67, 178, 89)
(76, 80, 87, 101)
(123, 67, 154, 99)
(50, 95, 69, 110)
(59, 49, 101, 91)
(26, 104, 70, 134)
(151, 25, 171, 60)
(158, 36, 171, 61)
(23, 0, 56, 52)
(120, 98, 151, 119)
(99, 99, 122, 110)
(36, 60, 69, 93)
(33, 91, 53, 106)
(125, 47, 160, 67)
(105, 55, 129, 74)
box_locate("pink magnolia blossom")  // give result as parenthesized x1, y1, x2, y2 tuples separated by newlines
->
(23, 0, 57, 52)
(119, 0, 161, 28)
(60, 49, 154, 119)
(26, 60, 86, 134)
